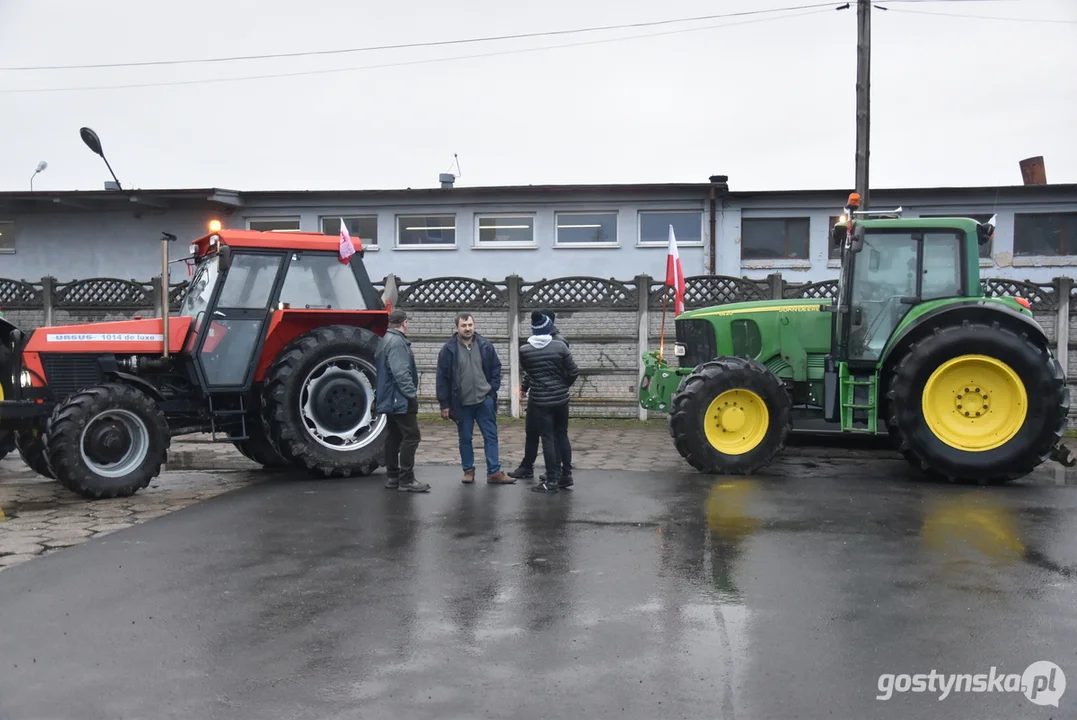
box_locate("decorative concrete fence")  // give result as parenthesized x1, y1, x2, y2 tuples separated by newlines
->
(1, 273, 1074, 427)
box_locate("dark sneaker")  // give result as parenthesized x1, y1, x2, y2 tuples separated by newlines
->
(530, 481, 559, 494)
(398, 479, 431, 493)
(508, 466, 534, 480)
(540, 472, 573, 488)
(487, 470, 515, 484)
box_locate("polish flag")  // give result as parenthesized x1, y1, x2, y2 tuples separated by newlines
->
(338, 217, 357, 264)
(665, 225, 686, 315)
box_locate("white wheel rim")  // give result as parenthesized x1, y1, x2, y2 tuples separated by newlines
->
(300, 355, 386, 452)
(78, 409, 150, 478)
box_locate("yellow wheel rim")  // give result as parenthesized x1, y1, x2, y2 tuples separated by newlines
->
(704, 389, 769, 455)
(921, 354, 1027, 452)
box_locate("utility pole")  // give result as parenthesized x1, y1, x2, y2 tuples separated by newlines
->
(855, 0, 871, 210)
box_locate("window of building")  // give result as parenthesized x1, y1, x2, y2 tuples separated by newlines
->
(0, 220, 15, 253)
(920, 213, 993, 258)
(1014, 212, 1077, 257)
(279, 252, 368, 310)
(741, 217, 810, 260)
(397, 215, 456, 247)
(555, 212, 617, 245)
(639, 211, 703, 245)
(475, 214, 535, 247)
(321, 215, 378, 248)
(247, 217, 301, 232)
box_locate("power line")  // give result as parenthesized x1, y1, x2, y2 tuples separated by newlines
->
(879, 6, 1077, 23)
(1, 2, 840, 72)
(0, 8, 836, 95)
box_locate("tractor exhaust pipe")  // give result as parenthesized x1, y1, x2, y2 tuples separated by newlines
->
(160, 232, 176, 359)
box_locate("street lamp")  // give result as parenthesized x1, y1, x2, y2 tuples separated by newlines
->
(79, 127, 123, 190)
(30, 160, 47, 190)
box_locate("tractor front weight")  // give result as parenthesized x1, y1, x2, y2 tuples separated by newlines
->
(639, 350, 689, 413)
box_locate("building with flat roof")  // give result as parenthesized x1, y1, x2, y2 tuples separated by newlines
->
(0, 176, 1074, 283)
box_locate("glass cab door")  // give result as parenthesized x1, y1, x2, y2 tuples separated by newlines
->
(842, 229, 964, 363)
(194, 251, 286, 390)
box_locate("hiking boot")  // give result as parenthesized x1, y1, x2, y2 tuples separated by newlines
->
(508, 466, 534, 480)
(398, 479, 431, 493)
(385, 473, 399, 489)
(462, 469, 475, 484)
(487, 470, 515, 484)
(530, 481, 559, 494)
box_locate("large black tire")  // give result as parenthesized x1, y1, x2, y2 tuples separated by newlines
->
(262, 325, 388, 479)
(15, 428, 54, 479)
(44, 383, 171, 499)
(231, 410, 291, 470)
(887, 320, 1070, 485)
(0, 430, 14, 462)
(668, 356, 792, 475)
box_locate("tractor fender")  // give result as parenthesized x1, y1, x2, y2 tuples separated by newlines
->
(881, 300, 1051, 372)
(107, 370, 166, 403)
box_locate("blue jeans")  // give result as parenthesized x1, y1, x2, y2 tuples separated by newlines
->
(456, 394, 500, 474)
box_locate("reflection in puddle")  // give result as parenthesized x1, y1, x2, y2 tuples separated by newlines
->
(921, 492, 1025, 565)
(704, 479, 762, 605)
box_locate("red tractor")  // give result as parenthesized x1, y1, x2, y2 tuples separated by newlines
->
(0, 226, 396, 499)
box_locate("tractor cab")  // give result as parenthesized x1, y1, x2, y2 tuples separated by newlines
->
(180, 226, 384, 392)
(828, 195, 996, 367)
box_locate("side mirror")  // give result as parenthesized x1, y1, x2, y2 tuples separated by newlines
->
(849, 225, 866, 253)
(218, 244, 233, 271)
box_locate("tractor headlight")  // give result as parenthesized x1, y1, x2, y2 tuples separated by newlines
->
(20, 369, 31, 387)
(674, 343, 686, 357)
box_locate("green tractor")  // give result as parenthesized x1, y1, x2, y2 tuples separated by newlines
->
(640, 194, 1075, 484)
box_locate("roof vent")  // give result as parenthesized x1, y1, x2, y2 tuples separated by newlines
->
(104, 181, 121, 190)
(709, 175, 728, 184)
(439, 173, 456, 189)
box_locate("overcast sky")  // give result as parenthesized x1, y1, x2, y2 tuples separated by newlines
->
(1, 0, 1074, 194)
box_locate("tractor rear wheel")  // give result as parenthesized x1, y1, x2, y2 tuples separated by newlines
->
(262, 325, 388, 479)
(0, 430, 14, 462)
(15, 429, 54, 479)
(887, 321, 1069, 484)
(44, 383, 170, 499)
(668, 356, 791, 475)
(229, 403, 291, 470)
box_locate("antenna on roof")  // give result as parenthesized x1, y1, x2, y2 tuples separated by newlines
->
(440, 153, 461, 189)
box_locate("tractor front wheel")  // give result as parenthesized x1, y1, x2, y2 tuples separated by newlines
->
(16, 428, 54, 479)
(668, 356, 791, 474)
(44, 383, 170, 499)
(887, 321, 1069, 484)
(262, 325, 388, 479)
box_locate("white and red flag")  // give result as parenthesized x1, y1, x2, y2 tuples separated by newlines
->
(665, 225, 686, 315)
(338, 217, 356, 264)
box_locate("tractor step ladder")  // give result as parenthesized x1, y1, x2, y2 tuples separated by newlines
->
(839, 368, 878, 434)
(208, 395, 248, 443)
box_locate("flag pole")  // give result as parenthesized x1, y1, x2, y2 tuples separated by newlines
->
(658, 288, 669, 361)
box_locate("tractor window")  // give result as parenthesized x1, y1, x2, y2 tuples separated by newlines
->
(848, 232, 919, 361)
(921, 232, 963, 299)
(216, 253, 284, 310)
(278, 253, 369, 310)
(179, 257, 220, 319)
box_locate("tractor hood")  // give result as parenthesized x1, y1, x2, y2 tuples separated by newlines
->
(677, 298, 829, 320)
(24, 316, 193, 355)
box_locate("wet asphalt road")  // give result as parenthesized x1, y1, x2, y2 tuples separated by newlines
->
(2, 457, 1077, 720)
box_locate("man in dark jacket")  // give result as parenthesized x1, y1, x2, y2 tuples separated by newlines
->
(508, 310, 572, 483)
(375, 309, 430, 493)
(436, 312, 512, 484)
(518, 311, 579, 493)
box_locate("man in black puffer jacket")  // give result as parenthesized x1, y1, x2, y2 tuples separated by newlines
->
(509, 310, 573, 483)
(518, 311, 579, 493)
